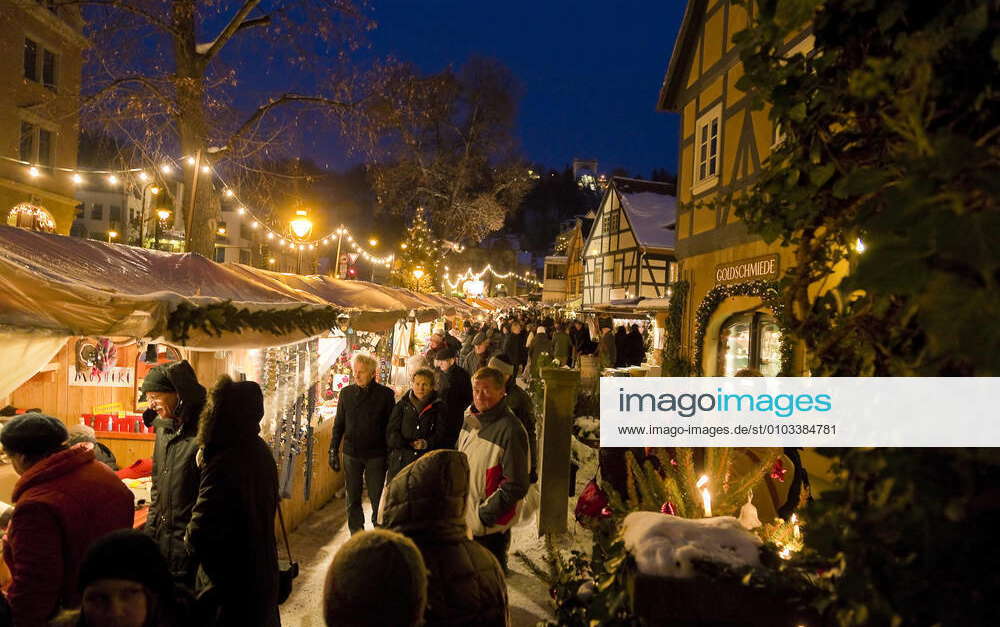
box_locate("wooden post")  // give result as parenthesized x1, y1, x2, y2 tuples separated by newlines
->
(537, 367, 580, 536)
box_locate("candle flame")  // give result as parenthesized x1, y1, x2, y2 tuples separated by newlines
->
(779, 547, 791, 560)
(696, 474, 709, 488)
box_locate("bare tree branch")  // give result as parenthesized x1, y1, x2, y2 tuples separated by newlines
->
(222, 93, 357, 152)
(200, 0, 263, 61)
(83, 76, 175, 112)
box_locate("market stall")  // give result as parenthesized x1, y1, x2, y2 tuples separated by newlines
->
(0, 225, 430, 531)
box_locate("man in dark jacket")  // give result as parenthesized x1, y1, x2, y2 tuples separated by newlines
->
(329, 352, 396, 534)
(1, 413, 134, 625)
(461, 333, 492, 376)
(186, 375, 280, 627)
(383, 450, 509, 626)
(141, 359, 208, 585)
(597, 325, 617, 370)
(434, 347, 472, 448)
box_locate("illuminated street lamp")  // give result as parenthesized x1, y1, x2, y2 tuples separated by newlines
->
(289, 209, 313, 274)
(412, 267, 425, 280)
(154, 209, 171, 250)
(368, 237, 379, 281)
(107, 230, 118, 243)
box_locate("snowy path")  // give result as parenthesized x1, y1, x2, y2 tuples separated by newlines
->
(277, 494, 564, 626)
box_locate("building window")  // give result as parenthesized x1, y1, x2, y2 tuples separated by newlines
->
(110, 206, 122, 222)
(693, 104, 722, 193)
(214, 247, 226, 263)
(91, 204, 103, 220)
(239, 223, 251, 240)
(717, 311, 782, 376)
(42, 49, 56, 90)
(239, 249, 251, 265)
(614, 259, 623, 285)
(19, 123, 54, 166)
(19, 122, 35, 162)
(24, 38, 58, 90)
(24, 39, 38, 81)
(545, 264, 566, 280)
(602, 209, 620, 235)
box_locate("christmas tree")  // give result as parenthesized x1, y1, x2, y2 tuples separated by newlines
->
(390, 207, 442, 292)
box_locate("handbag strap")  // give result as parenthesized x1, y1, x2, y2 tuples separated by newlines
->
(277, 500, 294, 562)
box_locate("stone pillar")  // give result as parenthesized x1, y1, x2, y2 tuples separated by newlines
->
(537, 367, 580, 536)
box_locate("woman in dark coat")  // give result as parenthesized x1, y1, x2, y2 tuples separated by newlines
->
(626, 324, 646, 366)
(502, 321, 528, 374)
(614, 326, 629, 367)
(186, 375, 280, 627)
(382, 450, 509, 627)
(386, 369, 448, 481)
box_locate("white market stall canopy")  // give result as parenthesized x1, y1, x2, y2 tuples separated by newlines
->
(0, 225, 459, 350)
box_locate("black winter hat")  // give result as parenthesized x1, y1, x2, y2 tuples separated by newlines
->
(79, 529, 173, 596)
(435, 347, 457, 361)
(0, 412, 68, 457)
(139, 363, 177, 402)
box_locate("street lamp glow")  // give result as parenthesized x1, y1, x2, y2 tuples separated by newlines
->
(107, 175, 119, 185)
(71, 173, 83, 184)
(290, 210, 313, 239)
(150, 186, 160, 195)
(268, 257, 276, 265)
(854, 237, 866, 253)
(368, 237, 378, 247)
(157, 209, 171, 221)
(217, 225, 226, 235)
(412, 267, 425, 280)
(107, 230, 118, 243)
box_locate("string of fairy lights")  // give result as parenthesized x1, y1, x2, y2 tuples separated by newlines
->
(7, 153, 547, 286)
(442, 264, 542, 290)
(4, 153, 409, 267)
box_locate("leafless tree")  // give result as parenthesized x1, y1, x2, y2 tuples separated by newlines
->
(349, 56, 533, 243)
(69, 0, 373, 255)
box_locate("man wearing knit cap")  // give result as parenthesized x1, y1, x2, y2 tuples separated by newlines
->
(0, 412, 134, 625)
(434, 346, 472, 448)
(323, 529, 428, 627)
(140, 359, 207, 585)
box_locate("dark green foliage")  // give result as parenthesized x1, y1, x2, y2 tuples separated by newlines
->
(167, 302, 341, 344)
(724, 0, 1000, 375)
(663, 280, 696, 376)
(803, 448, 1000, 625)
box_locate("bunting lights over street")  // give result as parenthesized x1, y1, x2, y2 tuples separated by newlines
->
(442, 264, 542, 290)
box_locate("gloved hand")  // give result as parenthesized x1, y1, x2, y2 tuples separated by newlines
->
(529, 470, 538, 484)
(328, 449, 341, 472)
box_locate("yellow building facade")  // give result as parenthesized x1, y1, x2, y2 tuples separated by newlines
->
(0, 3, 86, 234)
(659, 0, 836, 376)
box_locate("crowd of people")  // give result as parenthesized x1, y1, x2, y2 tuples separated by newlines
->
(0, 307, 650, 626)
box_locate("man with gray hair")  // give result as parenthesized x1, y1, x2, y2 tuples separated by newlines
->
(329, 353, 396, 535)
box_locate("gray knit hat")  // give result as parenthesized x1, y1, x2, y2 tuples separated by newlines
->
(0, 412, 68, 457)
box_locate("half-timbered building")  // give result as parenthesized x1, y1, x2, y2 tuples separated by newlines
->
(581, 177, 677, 311)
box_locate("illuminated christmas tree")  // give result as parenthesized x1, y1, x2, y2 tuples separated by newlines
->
(391, 207, 443, 292)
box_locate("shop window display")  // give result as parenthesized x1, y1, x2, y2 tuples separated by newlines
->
(718, 312, 782, 376)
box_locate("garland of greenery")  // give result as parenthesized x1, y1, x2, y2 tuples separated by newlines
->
(663, 281, 692, 376)
(692, 280, 793, 376)
(167, 301, 342, 344)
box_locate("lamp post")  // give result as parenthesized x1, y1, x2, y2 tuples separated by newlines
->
(289, 209, 313, 274)
(107, 230, 118, 244)
(368, 237, 378, 281)
(137, 184, 160, 246)
(334, 226, 345, 278)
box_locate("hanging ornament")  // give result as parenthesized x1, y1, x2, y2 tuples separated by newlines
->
(659, 501, 677, 515)
(770, 458, 788, 482)
(738, 490, 762, 530)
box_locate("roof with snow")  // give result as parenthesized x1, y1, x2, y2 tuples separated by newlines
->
(613, 177, 677, 250)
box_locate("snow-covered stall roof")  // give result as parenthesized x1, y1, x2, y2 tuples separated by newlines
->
(0, 226, 429, 348)
(614, 177, 677, 251)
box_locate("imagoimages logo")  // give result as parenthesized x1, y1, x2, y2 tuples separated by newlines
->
(617, 387, 833, 418)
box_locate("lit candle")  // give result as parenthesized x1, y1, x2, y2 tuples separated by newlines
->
(697, 475, 712, 517)
(791, 513, 801, 539)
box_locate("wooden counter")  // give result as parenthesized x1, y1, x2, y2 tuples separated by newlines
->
(98, 433, 155, 469)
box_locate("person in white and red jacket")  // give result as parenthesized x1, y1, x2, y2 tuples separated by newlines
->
(458, 367, 529, 574)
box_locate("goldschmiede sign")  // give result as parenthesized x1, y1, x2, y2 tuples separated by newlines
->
(714, 254, 780, 285)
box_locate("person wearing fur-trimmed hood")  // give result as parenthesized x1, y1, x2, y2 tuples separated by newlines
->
(185, 375, 280, 627)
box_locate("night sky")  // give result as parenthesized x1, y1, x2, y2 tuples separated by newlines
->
(308, 1, 686, 177)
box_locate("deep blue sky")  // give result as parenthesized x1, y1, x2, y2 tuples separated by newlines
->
(310, 1, 685, 177)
